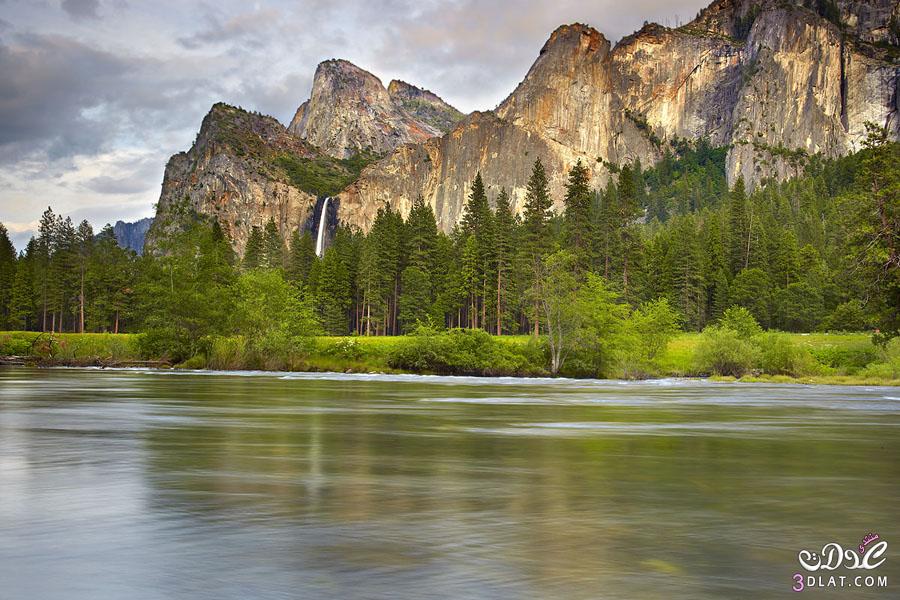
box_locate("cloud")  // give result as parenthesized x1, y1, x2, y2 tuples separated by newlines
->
(177, 7, 282, 49)
(0, 32, 217, 164)
(61, 0, 100, 20)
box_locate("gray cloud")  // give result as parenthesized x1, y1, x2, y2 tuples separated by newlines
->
(0, 32, 217, 164)
(61, 0, 100, 20)
(177, 6, 281, 49)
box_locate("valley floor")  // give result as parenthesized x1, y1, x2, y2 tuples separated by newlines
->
(1, 331, 897, 386)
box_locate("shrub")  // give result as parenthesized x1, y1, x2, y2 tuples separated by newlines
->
(388, 327, 539, 376)
(718, 306, 763, 339)
(321, 337, 364, 361)
(137, 327, 193, 363)
(693, 325, 759, 376)
(810, 341, 878, 373)
(754, 332, 821, 376)
(205, 336, 247, 370)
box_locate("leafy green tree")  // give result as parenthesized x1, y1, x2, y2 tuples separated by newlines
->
(628, 298, 682, 366)
(316, 244, 351, 334)
(230, 268, 320, 366)
(727, 178, 750, 274)
(136, 221, 236, 361)
(818, 300, 873, 332)
(773, 282, 825, 332)
(493, 189, 518, 334)
(8, 240, 38, 330)
(717, 306, 763, 339)
(838, 126, 900, 340)
(87, 225, 135, 333)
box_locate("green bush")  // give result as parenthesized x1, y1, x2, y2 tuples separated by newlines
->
(321, 337, 364, 361)
(754, 332, 822, 376)
(388, 327, 540, 376)
(693, 325, 759, 376)
(205, 336, 247, 370)
(137, 328, 193, 363)
(718, 306, 763, 339)
(860, 339, 900, 380)
(810, 341, 878, 373)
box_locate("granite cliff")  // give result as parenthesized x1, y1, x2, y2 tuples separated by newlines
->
(339, 0, 898, 232)
(149, 0, 898, 248)
(287, 59, 463, 159)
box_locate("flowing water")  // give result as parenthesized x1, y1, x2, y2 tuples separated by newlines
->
(1, 367, 898, 599)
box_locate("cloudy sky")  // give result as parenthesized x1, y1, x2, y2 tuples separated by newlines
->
(0, 0, 710, 250)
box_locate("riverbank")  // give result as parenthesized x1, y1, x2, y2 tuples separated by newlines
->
(2, 330, 898, 386)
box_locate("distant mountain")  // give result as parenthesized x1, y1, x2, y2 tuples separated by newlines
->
(113, 217, 153, 254)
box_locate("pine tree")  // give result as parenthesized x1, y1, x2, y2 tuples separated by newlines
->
(75, 220, 94, 333)
(0, 223, 16, 328)
(493, 189, 517, 334)
(727, 178, 750, 275)
(262, 218, 285, 269)
(243, 226, 264, 269)
(316, 245, 351, 334)
(522, 158, 553, 334)
(562, 159, 594, 271)
(286, 230, 316, 285)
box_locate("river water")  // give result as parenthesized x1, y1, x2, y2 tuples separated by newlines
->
(1, 367, 897, 598)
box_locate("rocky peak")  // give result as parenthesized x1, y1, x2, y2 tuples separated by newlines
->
(288, 59, 462, 159)
(387, 79, 464, 134)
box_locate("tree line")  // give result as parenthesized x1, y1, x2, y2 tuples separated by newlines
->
(1, 131, 896, 364)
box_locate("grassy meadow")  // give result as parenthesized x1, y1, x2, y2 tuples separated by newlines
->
(2, 330, 898, 386)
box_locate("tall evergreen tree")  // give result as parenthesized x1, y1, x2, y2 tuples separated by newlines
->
(243, 226, 265, 269)
(562, 159, 594, 271)
(522, 158, 553, 334)
(262, 218, 285, 269)
(0, 223, 16, 328)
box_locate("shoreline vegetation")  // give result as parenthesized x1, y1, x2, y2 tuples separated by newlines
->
(2, 330, 898, 386)
(1, 136, 897, 386)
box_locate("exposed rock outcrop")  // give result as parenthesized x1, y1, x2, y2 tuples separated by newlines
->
(287, 59, 463, 159)
(146, 103, 319, 254)
(151, 0, 898, 246)
(338, 1, 898, 232)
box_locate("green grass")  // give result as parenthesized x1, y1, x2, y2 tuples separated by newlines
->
(0, 331, 141, 363)
(2, 330, 897, 385)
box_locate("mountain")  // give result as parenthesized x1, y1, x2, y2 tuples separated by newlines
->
(149, 0, 898, 247)
(339, 0, 899, 232)
(113, 217, 153, 254)
(287, 59, 463, 159)
(146, 103, 322, 254)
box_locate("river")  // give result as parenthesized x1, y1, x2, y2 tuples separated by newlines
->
(0, 367, 897, 598)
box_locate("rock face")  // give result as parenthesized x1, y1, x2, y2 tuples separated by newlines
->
(287, 59, 463, 159)
(113, 218, 153, 254)
(146, 103, 319, 255)
(338, 0, 898, 232)
(150, 0, 898, 246)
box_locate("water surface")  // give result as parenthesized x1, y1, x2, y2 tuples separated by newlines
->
(1, 367, 898, 598)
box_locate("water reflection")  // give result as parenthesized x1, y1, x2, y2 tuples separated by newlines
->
(0, 367, 898, 599)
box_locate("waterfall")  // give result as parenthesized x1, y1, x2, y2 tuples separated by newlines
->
(315, 197, 330, 257)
